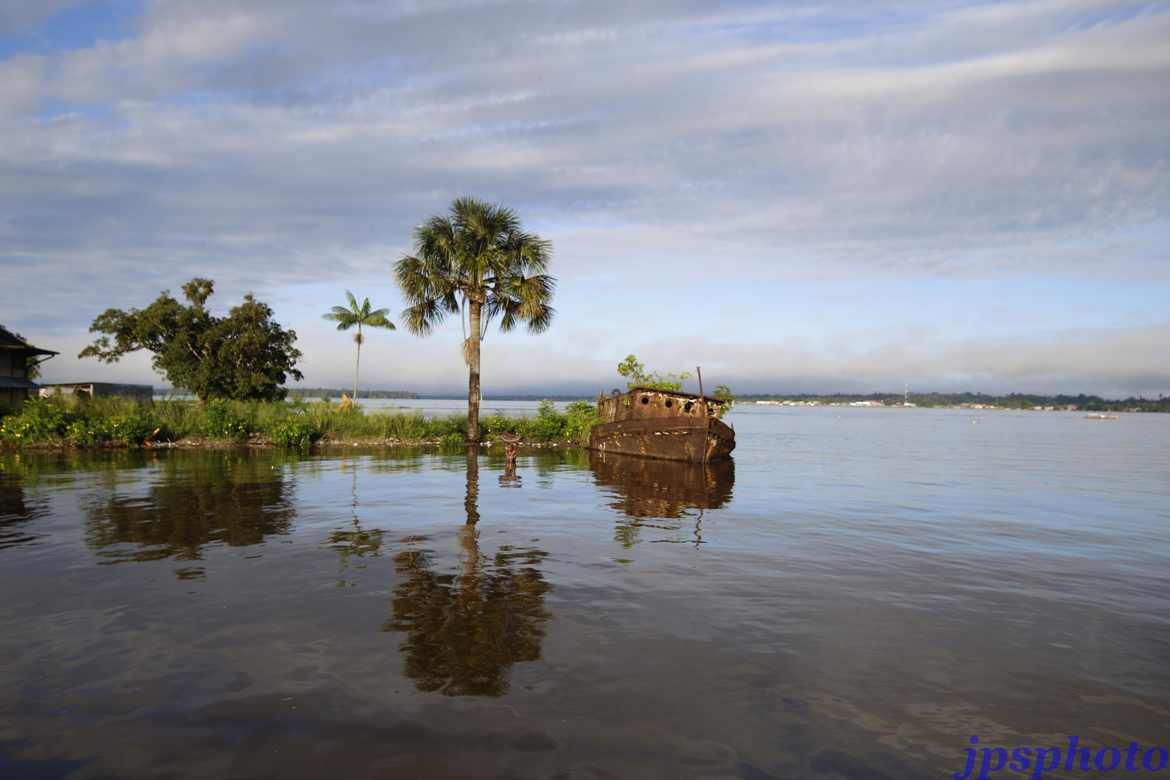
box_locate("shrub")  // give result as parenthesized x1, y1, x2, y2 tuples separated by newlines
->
(481, 414, 520, 439)
(203, 400, 252, 439)
(563, 400, 599, 445)
(66, 419, 105, 447)
(268, 417, 320, 450)
(0, 398, 71, 444)
(439, 431, 465, 448)
(425, 415, 469, 440)
(104, 412, 157, 446)
(380, 413, 429, 440)
(64, 413, 155, 447)
(527, 399, 567, 442)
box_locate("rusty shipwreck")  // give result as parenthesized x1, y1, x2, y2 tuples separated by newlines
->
(589, 387, 735, 463)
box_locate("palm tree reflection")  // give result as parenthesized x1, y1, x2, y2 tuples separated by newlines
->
(589, 451, 735, 547)
(328, 458, 384, 586)
(384, 447, 550, 696)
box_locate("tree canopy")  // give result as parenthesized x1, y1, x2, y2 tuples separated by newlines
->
(79, 278, 303, 401)
(394, 197, 555, 441)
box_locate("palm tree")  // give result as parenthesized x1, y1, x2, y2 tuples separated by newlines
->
(323, 291, 395, 401)
(395, 198, 555, 442)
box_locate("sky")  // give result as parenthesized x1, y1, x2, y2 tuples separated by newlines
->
(1, 0, 1167, 398)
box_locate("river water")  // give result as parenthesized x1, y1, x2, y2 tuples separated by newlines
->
(2, 406, 1168, 779)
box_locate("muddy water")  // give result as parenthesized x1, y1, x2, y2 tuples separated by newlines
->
(2, 407, 1168, 778)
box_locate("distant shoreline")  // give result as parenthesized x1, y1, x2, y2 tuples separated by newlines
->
(143, 389, 1169, 412)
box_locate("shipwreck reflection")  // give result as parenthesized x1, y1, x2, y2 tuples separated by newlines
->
(384, 448, 550, 696)
(85, 452, 295, 570)
(589, 451, 735, 547)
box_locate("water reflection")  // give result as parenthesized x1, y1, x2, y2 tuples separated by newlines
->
(84, 452, 295, 569)
(384, 448, 550, 696)
(0, 472, 48, 551)
(589, 451, 735, 546)
(328, 460, 384, 585)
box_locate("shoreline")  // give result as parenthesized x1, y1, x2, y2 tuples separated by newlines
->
(0, 397, 599, 451)
(2, 434, 586, 452)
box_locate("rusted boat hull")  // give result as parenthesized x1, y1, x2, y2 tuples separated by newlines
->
(588, 416, 735, 463)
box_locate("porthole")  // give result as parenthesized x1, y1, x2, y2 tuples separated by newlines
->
(640, 395, 650, 405)
(665, 399, 673, 408)
(684, 401, 694, 413)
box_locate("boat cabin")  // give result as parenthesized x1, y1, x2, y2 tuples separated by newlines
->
(596, 387, 725, 424)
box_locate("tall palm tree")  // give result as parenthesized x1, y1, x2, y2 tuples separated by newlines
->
(395, 197, 555, 442)
(323, 291, 395, 401)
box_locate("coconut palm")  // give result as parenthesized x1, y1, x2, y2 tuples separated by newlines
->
(395, 197, 554, 442)
(323, 291, 395, 401)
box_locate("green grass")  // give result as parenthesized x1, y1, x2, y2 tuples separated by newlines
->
(0, 396, 599, 451)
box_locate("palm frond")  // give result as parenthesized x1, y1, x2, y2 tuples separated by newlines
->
(401, 299, 447, 336)
(366, 311, 396, 330)
(524, 302, 556, 334)
(397, 197, 555, 340)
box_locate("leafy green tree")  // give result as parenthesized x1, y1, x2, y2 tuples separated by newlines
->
(323, 291, 395, 401)
(616, 354, 691, 392)
(395, 197, 555, 442)
(79, 279, 303, 403)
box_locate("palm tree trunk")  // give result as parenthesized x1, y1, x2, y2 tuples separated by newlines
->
(353, 325, 361, 401)
(466, 300, 482, 442)
(461, 445, 480, 577)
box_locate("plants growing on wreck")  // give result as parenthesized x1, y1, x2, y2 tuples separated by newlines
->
(712, 385, 735, 417)
(395, 197, 555, 443)
(616, 354, 691, 392)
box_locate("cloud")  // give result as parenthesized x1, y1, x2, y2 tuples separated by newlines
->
(0, 0, 84, 36)
(2, 0, 1168, 394)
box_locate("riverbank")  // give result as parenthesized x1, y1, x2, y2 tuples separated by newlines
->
(0, 396, 599, 450)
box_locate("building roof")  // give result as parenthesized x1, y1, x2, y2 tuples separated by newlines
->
(0, 324, 58, 357)
(40, 382, 153, 391)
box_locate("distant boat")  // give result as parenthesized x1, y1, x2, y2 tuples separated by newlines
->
(1084, 413, 1120, 420)
(590, 387, 735, 463)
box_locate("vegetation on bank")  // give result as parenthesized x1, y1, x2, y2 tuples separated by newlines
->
(0, 397, 599, 451)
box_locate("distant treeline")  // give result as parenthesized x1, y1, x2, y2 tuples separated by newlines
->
(740, 392, 1170, 412)
(288, 388, 418, 400)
